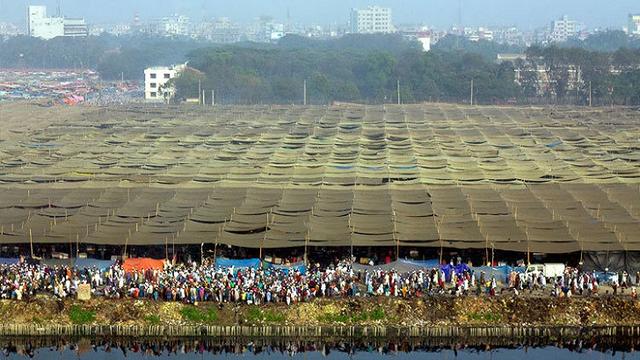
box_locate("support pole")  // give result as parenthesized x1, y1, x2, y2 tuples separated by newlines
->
(397, 79, 401, 105)
(29, 228, 34, 259)
(589, 81, 592, 107)
(211, 90, 215, 106)
(393, 209, 399, 261)
(304, 231, 309, 266)
(303, 80, 307, 106)
(491, 243, 495, 267)
(470, 79, 474, 106)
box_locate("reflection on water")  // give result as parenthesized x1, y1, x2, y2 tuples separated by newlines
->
(0, 337, 637, 359)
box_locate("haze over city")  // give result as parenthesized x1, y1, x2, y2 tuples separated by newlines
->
(0, 0, 638, 28)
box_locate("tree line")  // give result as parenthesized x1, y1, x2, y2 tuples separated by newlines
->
(2, 32, 640, 105)
(175, 38, 640, 106)
(173, 37, 520, 105)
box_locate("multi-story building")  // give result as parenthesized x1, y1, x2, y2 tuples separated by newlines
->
(0, 22, 21, 37)
(152, 14, 190, 37)
(27, 5, 87, 39)
(492, 27, 526, 46)
(144, 64, 186, 102)
(63, 18, 89, 37)
(350, 6, 394, 34)
(210, 18, 242, 43)
(465, 27, 494, 42)
(629, 14, 640, 36)
(549, 15, 580, 42)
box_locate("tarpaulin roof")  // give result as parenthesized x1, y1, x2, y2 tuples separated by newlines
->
(0, 103, 638, 253)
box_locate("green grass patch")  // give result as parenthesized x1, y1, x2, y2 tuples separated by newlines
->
(468, 312, 502, 322)
(246, 307, 286, 323)
(144, 314, 161, 325)
(69, 305, 96, 324)
(180, 306, 218, 323)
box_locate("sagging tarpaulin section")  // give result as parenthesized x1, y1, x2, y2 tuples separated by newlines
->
(0, 104, 638, 253)
(583, 252, 640, 274)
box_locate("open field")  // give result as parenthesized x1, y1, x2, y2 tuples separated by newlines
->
(0, 103, 638, 252)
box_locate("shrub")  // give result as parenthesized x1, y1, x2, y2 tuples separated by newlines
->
(144, 314, 161, 325)
(180, 306, 217, 323)
(69, 305, 96, 324)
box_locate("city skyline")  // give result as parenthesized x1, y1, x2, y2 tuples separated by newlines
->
(0, 0, 638, 30)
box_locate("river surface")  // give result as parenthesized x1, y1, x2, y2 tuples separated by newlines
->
(0, 338, 637, 359)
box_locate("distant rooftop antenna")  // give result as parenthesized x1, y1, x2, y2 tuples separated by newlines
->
(287, 7, 291, 30)
(458, 0, 463, 32)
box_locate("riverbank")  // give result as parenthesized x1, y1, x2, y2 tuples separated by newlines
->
(3, 295, 640, 332)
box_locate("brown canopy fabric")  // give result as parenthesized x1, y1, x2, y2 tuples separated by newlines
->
(0, 103, 638, 253)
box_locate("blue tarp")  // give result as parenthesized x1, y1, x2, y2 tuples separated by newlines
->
(402, 259, 440, 268)
(74, 258, 115, 270)
(267, 262, 307, 275)
(471, 266, 520, 283)
(545, 140, 563, 148)
(0, 258, 19, 265)
(439, 263, 471, 281)
(215, 257, 262, 269)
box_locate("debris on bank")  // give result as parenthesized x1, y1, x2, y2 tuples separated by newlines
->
(2, 296, 640, 328)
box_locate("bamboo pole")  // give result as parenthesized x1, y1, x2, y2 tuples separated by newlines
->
(304, 231, 309, 266)
(393, 209, 399, 261)
(165, 237, 168, 261)
(29, 228, 34, 259)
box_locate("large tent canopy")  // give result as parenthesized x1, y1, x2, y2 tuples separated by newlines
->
(0, 102, 638, 253)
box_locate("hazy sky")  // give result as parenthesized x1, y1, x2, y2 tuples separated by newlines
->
(0, 0, 638, 29)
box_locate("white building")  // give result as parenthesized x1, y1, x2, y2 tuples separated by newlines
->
(350, 6, 394, 34)
(154, 14, 190, 37)
(27, 5, 87, 39)
(549, 15, 580, 42)
(417, 33, 431, 52)
(0, 22, 21, 37)
(144, 64, 186, 102)
(465, 27, 494, 42)
(629, 14, 640, 36)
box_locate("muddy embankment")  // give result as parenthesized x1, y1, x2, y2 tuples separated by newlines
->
(2, 295, 640, 330)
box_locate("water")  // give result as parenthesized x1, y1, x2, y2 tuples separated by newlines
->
(1, 338, 637, 359)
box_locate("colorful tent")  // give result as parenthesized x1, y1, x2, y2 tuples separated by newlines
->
(122, 258, 165, 272)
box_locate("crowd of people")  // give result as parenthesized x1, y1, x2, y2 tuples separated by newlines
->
(0, 258, 637, 303)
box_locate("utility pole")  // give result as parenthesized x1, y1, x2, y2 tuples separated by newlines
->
(397, 79, 401, 105)
(470, 79, 474, 106)
(198, 79, 202, 104)
(211, 90, 215, 106)
(202, 90, 206, 107)
(588, 81, 592, 107)
(303, 80, 307, 106)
